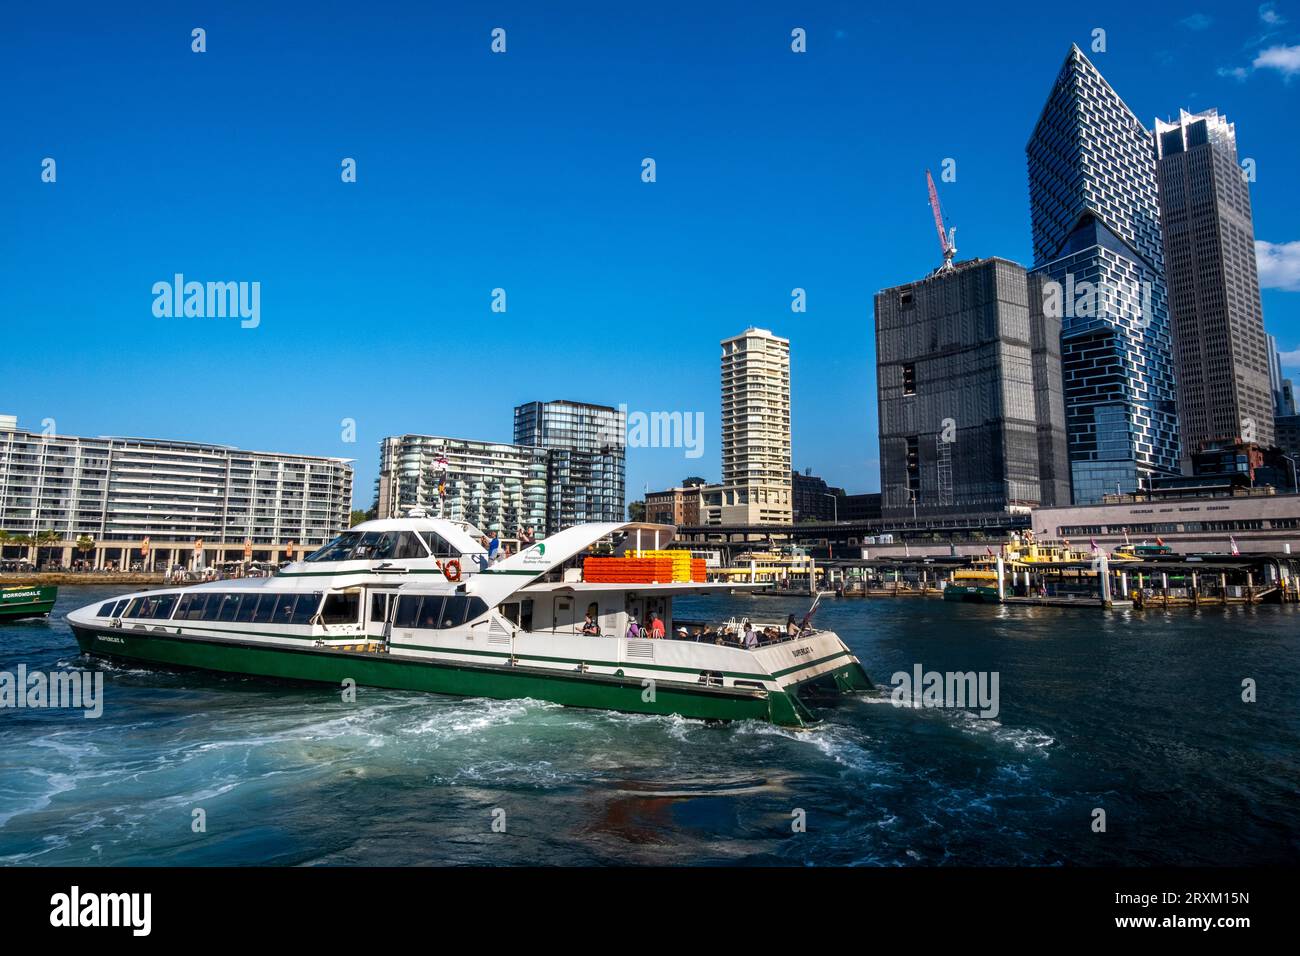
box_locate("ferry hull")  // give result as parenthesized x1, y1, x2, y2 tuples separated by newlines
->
(943, 585, 999, 603)
(1, 586, 57, 621)
(72, 626, 863, 727)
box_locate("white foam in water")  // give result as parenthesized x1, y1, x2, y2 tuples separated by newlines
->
(0, 768, 77, 828)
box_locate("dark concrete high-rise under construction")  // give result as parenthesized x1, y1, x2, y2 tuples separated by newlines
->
(875, 257, 1070, 523)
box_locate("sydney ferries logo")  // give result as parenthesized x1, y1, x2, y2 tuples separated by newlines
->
(519, 542, 548, 567)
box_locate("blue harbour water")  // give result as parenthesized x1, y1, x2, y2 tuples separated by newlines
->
(1, 586, 1297, 866)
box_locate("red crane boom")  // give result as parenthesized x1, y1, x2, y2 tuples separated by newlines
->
(925, 169, 956, 269)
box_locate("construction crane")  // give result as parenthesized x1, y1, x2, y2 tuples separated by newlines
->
(925, 169, 957, 271)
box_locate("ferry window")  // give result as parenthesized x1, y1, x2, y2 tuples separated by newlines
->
(269, 593, 297, 624)
(393, 595, 421, 629)
(350, 532, 384, 560)
(250, 594, 275, 624)
(183, 594, 209, 620)
(321, 593, 360, 625)
(370, 593, 391, 623)
(123, 597, 145, 618)
(289, 594, 321, 626)
(139, 594, 177, 620)
(112, 600, 128, 617)
(373, 532, 401, 560)
(438, 596, 486, 628)
(306, 532, 361, 562)
(155, 594, 178, 619)
(519, 599, 533, 631)
(438, 596, 466, 628)
(217, 594, 244, 622)
(175, 594, 194, 618)
(201, 595, 226, 621)
(418, 597, 445, 629)
(97, 601, 117, 617)
(394, 532, 427, 559)
(235, 595, 261, 623)
(421, 531, 455, 557)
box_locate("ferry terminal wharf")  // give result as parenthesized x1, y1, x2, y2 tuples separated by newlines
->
(741, 552, 1300, 610)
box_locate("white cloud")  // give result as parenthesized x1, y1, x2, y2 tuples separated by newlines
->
(1254, 44, 1300, 76)
(1278, 348, 1300, 370)
(1259, 3, 1286, 26)
(1182, 13, 1213, 30)
(1257, 240, 1300, 291)
(1218, 65, 1250, 81)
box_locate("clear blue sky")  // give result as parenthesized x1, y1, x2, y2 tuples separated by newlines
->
(5, 1, 1299, 508)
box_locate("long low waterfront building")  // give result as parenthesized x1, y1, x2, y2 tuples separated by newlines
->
(0, 415, 353, 569)
(1031, 489, 1300, 554)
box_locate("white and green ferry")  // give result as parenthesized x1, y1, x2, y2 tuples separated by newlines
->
(69, 517, 871, 727)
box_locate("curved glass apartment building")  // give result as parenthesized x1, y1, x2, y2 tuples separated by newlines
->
(1027, 45, 1180, 503)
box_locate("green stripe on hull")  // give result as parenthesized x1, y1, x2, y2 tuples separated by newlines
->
(72, 626, 805, 726)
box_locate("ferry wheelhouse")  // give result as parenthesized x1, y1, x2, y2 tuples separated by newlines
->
(67, 518, 871, 727)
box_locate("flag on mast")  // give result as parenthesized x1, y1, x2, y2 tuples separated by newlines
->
(1230, 535, 1240, 556)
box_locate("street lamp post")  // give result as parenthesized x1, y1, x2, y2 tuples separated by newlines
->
(821, 493, 838, 523)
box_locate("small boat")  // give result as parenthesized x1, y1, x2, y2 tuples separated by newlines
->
(1110, 542, 1174, 562)
(943, 569, 999, 602)
(0, 584, 58, 621)
(68, 518, 871, 727)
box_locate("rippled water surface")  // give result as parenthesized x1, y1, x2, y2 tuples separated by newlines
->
(2, 586, 1297, 865)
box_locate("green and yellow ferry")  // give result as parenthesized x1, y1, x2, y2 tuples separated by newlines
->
(1, 584, 57, 621)
(943, 568, 1000, 603)
(68, 517, 871, 727)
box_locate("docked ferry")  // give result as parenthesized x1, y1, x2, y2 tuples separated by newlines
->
(67, 518, 871, 727)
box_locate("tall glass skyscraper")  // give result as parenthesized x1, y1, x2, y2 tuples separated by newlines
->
(513, 400, 626, 533)
(1027, 45, 1180, 503)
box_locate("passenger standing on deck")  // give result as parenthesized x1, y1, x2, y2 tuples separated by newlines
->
(786, 614, 799, 639)
(626, 617, 640, 639)
(743, 623, 758, 649)
(649, 613, 665, 639)
(487, 531, 501, 563)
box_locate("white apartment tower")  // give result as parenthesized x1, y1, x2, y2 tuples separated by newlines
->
(720, 327, 792, 525)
